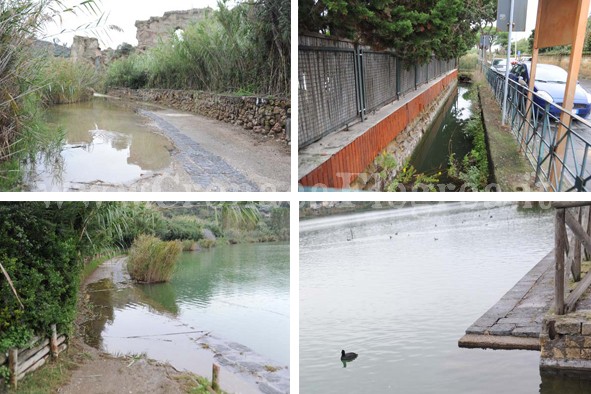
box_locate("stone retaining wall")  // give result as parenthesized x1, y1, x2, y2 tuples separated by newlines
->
(107, 88, 290, 139)
(540, 312, 591, 372)
(538, 54, 591, 79)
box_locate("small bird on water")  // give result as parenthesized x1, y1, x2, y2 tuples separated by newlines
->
(341, 350, 358, 362)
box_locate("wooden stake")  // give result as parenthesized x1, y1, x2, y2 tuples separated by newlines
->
(556, 208, 566, 315)
(50, 324, 58, 359)
(8, 348, 18, 390)
(574, 208, 583, 281)
(212, 363, 220, 392)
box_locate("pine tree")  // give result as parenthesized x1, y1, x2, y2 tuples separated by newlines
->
(299, 0, 496, 64)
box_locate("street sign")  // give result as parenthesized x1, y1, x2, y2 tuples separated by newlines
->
(497, 0, 528, 32)
(480, 35, 492, 49)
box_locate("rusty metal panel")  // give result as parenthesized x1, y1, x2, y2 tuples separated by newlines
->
(536, 0, 578, 48)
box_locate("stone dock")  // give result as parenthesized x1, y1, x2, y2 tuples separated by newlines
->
(459, 250, 555, 350)
(459, 245, 591, 375)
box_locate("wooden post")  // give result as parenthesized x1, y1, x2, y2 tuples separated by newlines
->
(586, 206, 591, 260)
(551, 0, 591, 190)
(8, 348, 18, 390)
(50, 324, 58, 359)
(211, 363, 220, 392)
(556, 208, 566, 315)
(574, 208, 583, 281)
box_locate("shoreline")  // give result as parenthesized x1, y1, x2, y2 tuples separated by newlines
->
(81, 257, 289, 394)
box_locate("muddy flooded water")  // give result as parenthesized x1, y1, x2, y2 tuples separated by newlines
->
(25, 98, 176, 191)
(82, 243, 290, 394)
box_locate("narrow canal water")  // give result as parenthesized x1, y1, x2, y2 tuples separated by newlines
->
(25, 98, 175, 191)
(300, 202, 591, 393)
(410, 84, 473, 182)
(83, 242, 289, 393)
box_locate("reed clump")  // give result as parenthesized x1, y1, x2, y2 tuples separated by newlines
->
(127, 235, 182, 283)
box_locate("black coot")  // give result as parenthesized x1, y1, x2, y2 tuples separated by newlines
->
(341, 350, 358, 361)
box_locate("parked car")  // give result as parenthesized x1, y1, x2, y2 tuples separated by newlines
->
(509, 62, 591, 119)
(491, 58, 507, 74)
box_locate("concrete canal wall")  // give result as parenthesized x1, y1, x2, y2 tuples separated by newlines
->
(107, 88, 290, 139)
(298, 70, 457, 189)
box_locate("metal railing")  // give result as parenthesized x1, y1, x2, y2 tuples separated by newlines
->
(298, 34, 457, 148)
(483, 62, 591, 191)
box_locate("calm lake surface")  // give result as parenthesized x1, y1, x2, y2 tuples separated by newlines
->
(25, 98, 174, 191)
(300, 203, 591, 393)
(84, 243, 289, 392)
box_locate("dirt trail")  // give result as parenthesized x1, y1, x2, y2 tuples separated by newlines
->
(57, 340, 190, 394)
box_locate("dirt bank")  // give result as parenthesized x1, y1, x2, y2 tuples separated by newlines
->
(57, 339, 197, 394)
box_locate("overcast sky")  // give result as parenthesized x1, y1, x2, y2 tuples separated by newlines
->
(39, 0, 229, 48)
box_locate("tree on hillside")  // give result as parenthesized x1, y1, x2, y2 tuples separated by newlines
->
(299, 0, 496, 63)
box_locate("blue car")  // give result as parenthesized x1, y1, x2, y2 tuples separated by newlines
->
(508, 62, 591, 119)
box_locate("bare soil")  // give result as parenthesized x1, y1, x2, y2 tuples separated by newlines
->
(57, 339, 191, 394)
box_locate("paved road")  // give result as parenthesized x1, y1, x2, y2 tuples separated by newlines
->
(141, 109, 291, 192)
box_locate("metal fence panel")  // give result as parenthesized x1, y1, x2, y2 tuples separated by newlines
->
(298, 35, 458, 148)
(298, 48, 358, 148)
(400, 63, 415, 95)
(363, 51, 397, 112)
(428, 60, 436, 81)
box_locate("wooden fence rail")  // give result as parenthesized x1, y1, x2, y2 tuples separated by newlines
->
(553, 202, 591, 314)
(0, 324, 67, 390)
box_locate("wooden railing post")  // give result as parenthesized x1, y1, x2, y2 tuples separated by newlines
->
(586, 206, 591, 260)
(574, 208, 583, 281)
(50, 324, 58, 359)
(8, 348, 18, 390)
(212, 363, 220, 392)
(556, 208, 566, 315)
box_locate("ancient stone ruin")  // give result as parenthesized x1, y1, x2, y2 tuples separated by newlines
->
(135, 8, 211, 51)
(70, 36, 103, 68)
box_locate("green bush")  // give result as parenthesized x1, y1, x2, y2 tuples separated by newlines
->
(157, 215, 203, 242)
(105, 53, 149, 90)
(181, 239, 197, 251)
(127, 235, 182, 283)
(459, 53, 478, 71)
(198, 239, 216, 249)
(0, 203, 86, 353)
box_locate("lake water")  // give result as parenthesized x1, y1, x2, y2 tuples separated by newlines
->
(300, 202, 591, 393)
(25, 98, 174, 191)
(83, 243, 290, 393)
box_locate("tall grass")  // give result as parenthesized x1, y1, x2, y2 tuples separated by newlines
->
(0, 0, 105, 189)
(40, 56, 103, 104)
(127, 235, 182, 283)
(105, 0, 290, 96)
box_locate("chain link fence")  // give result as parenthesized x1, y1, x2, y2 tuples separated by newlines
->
(299, 34, 458, 148)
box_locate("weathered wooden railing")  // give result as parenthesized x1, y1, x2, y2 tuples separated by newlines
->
(553, 202, 591, 314)
(0, 324, 67, 390)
